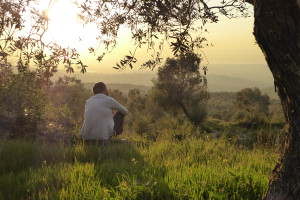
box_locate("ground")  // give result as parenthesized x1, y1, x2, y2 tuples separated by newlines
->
(0, 132, 278, 200)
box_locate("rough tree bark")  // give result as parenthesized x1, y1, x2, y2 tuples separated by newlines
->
(249, 0, 300, 199)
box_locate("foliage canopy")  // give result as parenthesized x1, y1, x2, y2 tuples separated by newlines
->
(0, 0, 251, 75)
(153, 52, 209, 125)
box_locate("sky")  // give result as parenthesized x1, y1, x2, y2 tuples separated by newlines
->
(36, 0, 268, 75)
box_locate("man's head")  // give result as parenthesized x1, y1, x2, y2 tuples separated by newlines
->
(93, 82, 109, 95)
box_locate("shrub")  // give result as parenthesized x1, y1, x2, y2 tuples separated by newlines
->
(41, 76, 91, 143)
(0, 71, 46, 139)
(233, 111, 267, 129)
(131, 114, 157, 141)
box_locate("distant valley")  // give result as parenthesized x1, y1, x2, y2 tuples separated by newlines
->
(54, 64, 278, 98)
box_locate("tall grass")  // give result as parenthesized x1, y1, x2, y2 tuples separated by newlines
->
(0, 136, 277, 200)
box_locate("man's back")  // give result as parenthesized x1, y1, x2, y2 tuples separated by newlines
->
(80, 93, 128, 140)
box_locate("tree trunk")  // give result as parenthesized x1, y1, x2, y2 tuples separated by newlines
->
(176, 99, 193, 121)
(253, 0, 300, 199)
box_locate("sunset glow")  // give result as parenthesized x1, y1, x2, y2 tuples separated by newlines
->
(35, 0, 266, 73)
(39, 0, 94, 49)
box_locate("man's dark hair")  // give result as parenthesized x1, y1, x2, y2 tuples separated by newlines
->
(93, 82, 106, 94)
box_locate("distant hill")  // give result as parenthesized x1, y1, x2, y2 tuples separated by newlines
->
(261, 87, 279, 100)
(84, 83, 150, 94)
(206, 74, 273, 92)
(53, 64, 277, 96)
(53, 71, 156, 86)
(207, 74, 279, 99)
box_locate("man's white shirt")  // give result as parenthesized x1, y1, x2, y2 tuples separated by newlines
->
(80, 94, 129, 140)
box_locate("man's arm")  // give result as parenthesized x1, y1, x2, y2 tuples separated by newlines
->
(109, 98, 129, 115)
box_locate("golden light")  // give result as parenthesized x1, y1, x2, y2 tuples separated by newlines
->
(47, 0, 82, 47)
(33, 0, 266, 73)
(35, 0, 141, 73)
(39, 0, 98, 49)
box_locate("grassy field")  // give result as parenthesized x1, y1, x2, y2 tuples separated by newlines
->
(0, 134, 278, 200)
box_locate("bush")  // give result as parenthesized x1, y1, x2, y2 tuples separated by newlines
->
(131, 114, 157, 141)
(40, 76, 91, 143)
(0, 71, 46, 139)
(38, 103, 74, 143)
(232, 110, 267, 129)
(190, 104, 207, 125)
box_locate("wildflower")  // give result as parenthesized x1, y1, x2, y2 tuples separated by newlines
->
(131, 157, 138, 164)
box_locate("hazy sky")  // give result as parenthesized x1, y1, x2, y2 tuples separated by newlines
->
(38, 0, 268, 75)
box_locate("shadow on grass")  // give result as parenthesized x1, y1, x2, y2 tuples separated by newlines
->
(75, 139, 177, 199)
(0, 139, 176, 199)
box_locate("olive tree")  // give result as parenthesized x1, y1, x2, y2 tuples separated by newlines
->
(153, 52, 208, 125)
(235, 87, 270, 115)
(233, 87, 270, 128)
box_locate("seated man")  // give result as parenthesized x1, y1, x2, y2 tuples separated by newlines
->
(80, 82, 129, 144)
